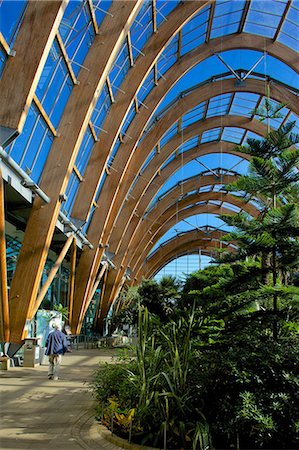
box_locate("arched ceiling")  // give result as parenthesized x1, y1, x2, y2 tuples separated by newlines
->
(1, 0, 298, 340)
(139, 228, 236, 280)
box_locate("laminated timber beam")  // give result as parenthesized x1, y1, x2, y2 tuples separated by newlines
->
(29, 235, 75, 320)
(8, 0, 142, 343)
(72, 35, 299, 225)
(97, 229, 234, 325)
(72, 0, 210, 221)
(0, 169, 9, 342)
(77, 261, 108, 331)
(71, 43, 298, 333)
(71, 0, 209, 333)
(0, 1, 68, 147)
(71, 64, 296, 333)
(141, 231, 235, 280)
(106, 78, 295, 258)
(101, 190, 257, 314)
(73, 115, 268, 332)
(133, 190, 258, 272)
(112, 116, 267, 274)
(68, 236, 77, 326)
(100, 183, 240, 316)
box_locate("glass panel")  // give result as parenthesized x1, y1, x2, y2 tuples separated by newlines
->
(201, 128, 221, 143)
(0, 0, 27, 45)
(221, 127, 246, 144)
(253, 97, 292, 129)
(121, 103, 136, 135)
(83, 170, 107, 231)
(75, 127, 96, 174)
(156, 0, 181, 27)
(130, 0, 153, 61)
(92, 0, 112, 25)
(157, 35, 178, 78)
(178, 136, 199, 154)
(278, 3, 299, 52)
(91, 83, 111, 137)
(287, 113, 299, 134)
(206, 94, 232, 118)
(36, 39, 73, 128)
(109, 42, 130, 97)
(229, 92, 260, 117)
(59, 0, 95, 77)
(244, 0, 287, 38)
(211, 0, 246, 39)
(0, 45, 7, 79)
(181, 6, 210, 55)
(154, 255, 211, 280)
(160, 123, 178, 148)
(182, 102, 206, 127)
(62, 171, 81, 216)
(140, 148, 156, 174)
(7, 103, 54, 182)
(137, 68, 155, 105)
(95, 171, 107, 201)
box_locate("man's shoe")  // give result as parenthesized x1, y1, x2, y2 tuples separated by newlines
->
(53, 377, 58, 381)
(48, 375, 53, 380)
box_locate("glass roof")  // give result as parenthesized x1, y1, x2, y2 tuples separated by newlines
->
(1, 0, 299, 275)
(154, 254, 213, 280)
(149, 216, 234, 257)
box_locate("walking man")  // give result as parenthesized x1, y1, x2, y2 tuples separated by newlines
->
(45, 324, 68, 380)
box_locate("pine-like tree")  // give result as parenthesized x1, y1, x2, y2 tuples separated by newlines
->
(218, 120, 299, 338)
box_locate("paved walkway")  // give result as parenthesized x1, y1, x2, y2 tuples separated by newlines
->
(0, 348, 123, 450)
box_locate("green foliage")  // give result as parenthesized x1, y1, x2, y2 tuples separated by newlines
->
(53, 303, 69, 321)
(91, 116, 299, 450)
(112, 276, 182, 331)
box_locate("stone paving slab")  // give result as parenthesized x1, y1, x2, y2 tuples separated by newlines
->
(0, 348, 123, 450)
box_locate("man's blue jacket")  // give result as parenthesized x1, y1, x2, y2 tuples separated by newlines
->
(45, 329, 68, 356)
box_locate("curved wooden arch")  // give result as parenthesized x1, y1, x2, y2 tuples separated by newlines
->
(0, 0, 68, 138)
(112, 116, 266, 271)
(144, 246, 227, 280)
(72, 115, 270, 332)
(131, 190, 258, 274)
(110, 141, 249, 260)
(140, 230, 234, 280)
(72, 80, 294, 324)
(101, 230, 235, 323)
(141, 232, 234, 283)
(99, 190, 258, 324)
(73, 35, 299, 221)
(7, 0, 143, 343)
(71, 34, 298, 333)
(102, 79, 297, 250)
(72, 116, 266, 332)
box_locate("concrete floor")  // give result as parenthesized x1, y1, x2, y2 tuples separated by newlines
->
(0, 348, 123, 450)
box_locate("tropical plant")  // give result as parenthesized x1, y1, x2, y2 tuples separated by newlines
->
(219, 120, 299, 338)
